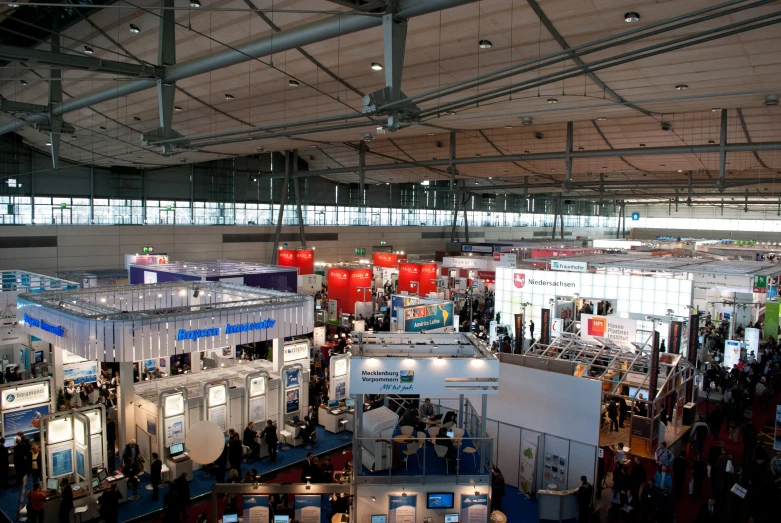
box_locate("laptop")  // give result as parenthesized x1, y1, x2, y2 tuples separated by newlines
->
(169, 442, 189, 462)
(223, 515, 239, 523)
(97, 469, 108, 483)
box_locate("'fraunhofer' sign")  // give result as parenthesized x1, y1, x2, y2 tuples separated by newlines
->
(551, 260, 587, 272)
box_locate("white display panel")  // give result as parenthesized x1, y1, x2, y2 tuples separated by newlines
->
(164, 415, 185, 446)
(85, 409, 102, 434)
(249, 376, 265, 397)
(74, 417, 86, 446)
(164, 394, 185, 417)
(249, 396, 266, 424)
(333, 358, 347, 378)
(47, 418, 73, 445)
(283, 341, 309, 363)
(208, 384, 227, 407)
(0, 382, 50, 410)
(48, 442, 74, 478)
(209, 406, 227, 431)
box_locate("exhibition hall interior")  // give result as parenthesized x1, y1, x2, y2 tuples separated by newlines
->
(1, 1, 781, 523)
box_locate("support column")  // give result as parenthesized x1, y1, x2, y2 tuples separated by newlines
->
(353, 393, 364, 474)
(450, 182, 461, 242)
(551, 199, 558, 239)
(118, 361, 136, 450)
(621, 201, 626, 238)
(89, 166, 94, 224)
(719, 109, 728, 190)
(271, 151, 291, 264)
(564, 121, 573, 189)
(616, 203, 621, 239)
(271, 338, 285, 372)
(190, 164, 195, 224)
(157, 0, 177, 156)
(51, 345, 65, 391)
(358, 141, 366, 208)
(48, 11, 62, 169)
(293, 151, 307, 247)
(559, 197, 565, 240)
(458, 394, 464, 430)
(480, 393, 488, 437)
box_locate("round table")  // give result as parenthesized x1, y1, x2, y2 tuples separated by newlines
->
(490, 510, 507, 522)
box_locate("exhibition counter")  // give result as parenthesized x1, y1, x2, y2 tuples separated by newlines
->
(537, 487, 579, 522)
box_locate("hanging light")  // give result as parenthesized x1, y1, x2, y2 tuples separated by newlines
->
(547, 98, 558, 104)
(174, 106, 183, 112)
(289, 80, 300, 87)
(478, 40, 492, 49)
(129, 24, 140, 34)
(624, 12, 640, 23)
(675, 84, 688, 91)
(84, 46, 94, 55)
(370, 62, 383, 71)
(190, 0, 201, 7)
(225, 93, 234, 100)
(20, 80, 27, 86)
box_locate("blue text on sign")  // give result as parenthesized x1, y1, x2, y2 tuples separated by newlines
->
(176, 319, 277, 342)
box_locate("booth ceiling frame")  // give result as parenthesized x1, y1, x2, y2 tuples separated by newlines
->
(130, 259, 298, 278)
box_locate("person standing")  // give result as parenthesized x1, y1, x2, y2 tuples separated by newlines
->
(694, 497, 718, 523)
(243, 422, 260, 461)
(301, 452, 316, 483)
(260, 420, 278, 463)
(163, 488, 181, 523)
(229, 433, 243, 475)
(150, 452, 163, 501)
(691, 454, 707, 497)
(13, 435, 31, 484)
(529, 320, 535, 341)
(708, 405, 724, 440)
(654, 442, 673, 469)
(608, 399, 619, 432)
(124, 457, 141, 498)
(174, 472, 190, 521)
(653, 465, 672, 491)
(491, 465, 505, 512)
(27, 482, 46, 523)
(630, 457, 647, 495)
(619, 398, 629, 429)
(672, 451, 689, 498)
(98, 483, 123, 523)
(655, 487, 675, 523)
(30, 443, 42, 483)
(576, 475, 594, 523)
(639, 479, 656, 523)
(106, 416, 117, 472)
(58, 478, 74, 523)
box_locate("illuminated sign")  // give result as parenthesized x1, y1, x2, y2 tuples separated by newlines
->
(23, 313, 65, 337)
(176, 319, 277, 341)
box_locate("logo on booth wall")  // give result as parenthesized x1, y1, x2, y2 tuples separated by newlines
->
(332, 271, 348, 280)
(587, 317, 606, 337)
(297, 251, 313, 259)
(401, 265, 419, 273)
(5, 394, 14, 403)
(513, 273, 526, 288)
(399, 370, 414, 383)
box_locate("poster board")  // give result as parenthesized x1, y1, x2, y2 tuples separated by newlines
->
(48, 442, 74, 478)
(519, 435, 538, 497)
(62, 361, 99, 384)
(164, 415, 185, 446)
(460, 494, 489, 522)
(388, 495, 416, 523)
(243, 496, 269, 523)
(294, 495, 321, 523)
(209, 406, 227, 431)
(249, 396, 266, 425)
(2, 404, 48, 438)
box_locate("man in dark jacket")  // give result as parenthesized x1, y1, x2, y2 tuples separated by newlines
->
(174, 472, 190, 520)
(576, 475, 593, 523)
(694, 497, 718, 523)
(672, 451, 689, 498)
(619, 398, 629, 428)
(163, 488, 181, 523)
(259, 420, 278, 462)
(608, 399, 619, 432)
(243, 422, 260, 461)
(106, 417, 117, 472)
(215, 442, 229, 482)
(150, 453, 163, 501)
(228, 433, 243, 475)
(301, 452, 316, 483)
(98, 483, 123, 523)
(58, 478, 74, 523)
(13, 436, 31, 484)
(655, 487, 675, 523)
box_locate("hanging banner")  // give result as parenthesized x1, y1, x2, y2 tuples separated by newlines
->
(668, 321, 683, 354)
(540, 308, 551, 345)
(63, 361, 99, 384)
(765, 302, 780, 341)
(519, 435, 538, 498)
(514, 314, 524, 353)
(744, 328, 760, 354)
(724, 340, 742, 369)
(327, 268, 350, 314)
(294, 495, 321, 523)
(460, 494, 489, 521)
(398, 263, 421, 294)
(774, 405, 781, 451)
(389, 495, 417, 523)
(580, 314, 637, 348)
(648, 331, 660, 402)
(400, 302, 454, 333)
(243, 496, 270, 523)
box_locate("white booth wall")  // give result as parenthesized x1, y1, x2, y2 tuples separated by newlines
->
(355, 484, 487, 523)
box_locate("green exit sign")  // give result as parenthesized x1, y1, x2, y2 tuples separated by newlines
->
(143, 246, 154, 253)
(380, 241, 386, 246)
(753, 275, 767, 292)
(60, 203, 67, 209)
(355, 248, 366, 256)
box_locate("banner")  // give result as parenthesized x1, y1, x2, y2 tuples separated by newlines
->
(744, 328, 760, 354)
(519, 435, 538, 498)
(63, 361, 98, 384)
(400, 302, 454, 333)
(374, 252, 399, 268)
(514, 314, 524, 353)
(285, 389, 300, 414)
(390, 294, 420, 318)
(418, 263, 439, 296)
(2, 404, 48, 437)
(164, 415, 185, 446)
(389, 495, 417, 523)
(668, 321, 683, 354)
(648, 331, 660, 403)
(295, 249, 315, 275)
(398, 263, 421, 294)
(327, 268, 350, 315)
(765, 302, 780, 341)
(278, 249, 296, 267)
(294, 495, 321, 523)
(460, 494, 489, 521)
(1, 381, 50, 410)
(550, 259, 587, 272)
(580, 314, 637, 348)
(243, 496, 269, 523)
(540, 308, 551, 345)
(774, 405, 781, 451)
(285, 369, 300, 388)
(724, 340, 741, 369)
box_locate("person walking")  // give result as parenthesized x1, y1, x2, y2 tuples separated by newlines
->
(691, 454, 707, 497)
(690, 415, 709, 456)
(576, 475, 594, 522)
(672, 451, 689, 498)
(98, 483, 123, 523)
(608, 399, 619, 432)
(150, 453, 163, 501)
(175, 472, 191, 521)
(654, 442, 673, 469)
(58, 478, 74, 523)
(491, 465, 506, 512)
(260, 420, 278, 463)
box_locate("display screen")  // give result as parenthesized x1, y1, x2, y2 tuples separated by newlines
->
(328, 400, 339, 409)
(97, 469, 108, 482)
(223, 515, 238, 523)
(169, 443, 184, 455)
(444, 514, 459, 523)
(164, 394, 185, 417)
(344, 398, 355, 408)
(333, 358, 347, 377)
(426, 492, 454, 509)
(208, 384, 227, 407)
(274, 517, 289, 523)
(371, 516, 387, 523)
(46, 478, 59, 490)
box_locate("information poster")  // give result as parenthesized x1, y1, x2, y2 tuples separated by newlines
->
(209, 405, 227, 431)
(774, 405, 781, 451)
(519, 435, 538, 497)
(460, 494, 489, 523)
(243, 496, 269, 523)
(745, 328, 760, 354)
(400, 302, 453, 333)
(147, 414, 158, 436)
(389, 495, 417, 523)
(165, 415, 185, 446)
(75, 446, 85, 478)
(724, 340, 742, 369)
(249, 376, 265, 397)
(249, 397, 266, 424)
(2, 404, 48, 437)
(164, 394, 185, 417)
(580, 314, 638, 348)
(334, 378, 346, 401)
(63, 361, 99, 384)
(294, 495, 321, 523)
(286, 389, 300, 414)
(91, 434, 103, 466)
(49, 443, 74, 477)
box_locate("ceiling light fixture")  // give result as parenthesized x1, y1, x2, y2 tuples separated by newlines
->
(659, 164, 665, 167)
(624, 12, 640, 23)
(547, 98, 558, 104)
(639, 143, 646, 147)
(225, 93, 234, 100)
(99, 126, 106, 130)
(763, 94, 779, 106)
(522, 116, 534, 125)
(9, 3, 20, 7)
(190, 0, 201, 7)
(133, 116, 140, 121)
(20, 80, 27, 86)
(174, 106, 183, 112)
(708, 140, 715, 144)
(711, 108, 721, 112)
(45, 141, 51, 146)
(504, 125, 512, 129)
(597, 116, 606, 121)
(84, 46, 94, 55)
(129, 24, 140, 34)
(675, 84, 688, 91)
(475, 153, 481, 157)
(427, 133, 434, 136)
(524, 150, 530, 154)
(677, 169, 683, 173)
(478, 40, 492, 49)
(289, 80, 299, 87)
(371, 62, 383, 71)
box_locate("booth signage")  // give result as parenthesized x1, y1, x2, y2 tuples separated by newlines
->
(283, 342, 309, 363)
(63, 361, 98, 384)
(551, 260, 587, 272)
(724, 339, 741, 369)
(164, 394, 185, 417)
(2, 404, 48, 438)
(1, 382, 50, 410)
(442, 256, 489, 270)
(22, 313, 65, 337)
(580, 314, 637, 348)
(249, 376, 265, 397)
(294, 495, 321, 522)
(462, 244, 493, 253)
(0, 327, 24, 345)
(176, 319, 277, 341)
(668, 321, 683, 354)
(493, 252, 517, 265)
(745, 328, 760, 353)
(514, 313, 524, 352)
(285, 369, 300, 388)
(399, 302, 453, 333)
(540, 308, 551, 345)
(477, 271, 496, 281)
(389, 495, 417, 523)
(512, 270, 579, 292)
(753, 275, 768, 293)
(460, 494, 489, 523)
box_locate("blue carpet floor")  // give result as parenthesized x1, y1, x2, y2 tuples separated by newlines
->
(499, 486, 540, 522)
(0, 427, 350, 523)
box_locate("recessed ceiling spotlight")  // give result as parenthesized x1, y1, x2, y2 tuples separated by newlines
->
(371, 62, 383, 71)
(174, 106, 183, 112)
(488, 177, 493, 179)
(659, 164, 665, 167)
(190, 0, 201, 7)
(624, 12, 640, 23)
(578, 146, 584, 151)
(475, 181, 479, 185)
(84, 45, 94, 55)
(225, 93, 234, 100)
(129, 24, 140, 34)
(677, 169, 683, 173)
(476, 153, 481, 157)
(597, 116, 606, 121)
(504, 125, 512, 129)
(446, 110, 456, 115)
(478, 40, 492, 49)
(547, 98, 558, 104)
(45, 141, 51, 146)
(289, 80, 299, 87)
(99, 126, 106, 130)
(708, 140, 715, 144)
(551, 168, 556, 172)
(427, 133, 434, 136)
(524, 150, 530, 154)
(675, 84, 688, 91)
(20, 80, 27, 86)
(639, 143, 646, 147)
(522, 116, 534, 125)
(180, 158, 186, 163)
(133, 116, 140, 121)
(711, 108, 722, 112)
(9, 3, 20, 7)
(256, 146, 265, 152)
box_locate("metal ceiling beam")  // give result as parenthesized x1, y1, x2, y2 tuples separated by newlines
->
(0, 45, 161, 77)
(0, 0, 479, 137)
(718, 109, 728, 190)
(47, 12, 62, 169)
(736, 108, 771, 171)
(280, 141, 781, 178)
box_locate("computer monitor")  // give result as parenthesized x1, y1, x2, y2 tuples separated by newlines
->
(328, 399, 339, 409)
(97, 469, 108, 483)
(169, 443, 184, 456)
(344, 398, 355, 408)
(371, 516, 387, 523)
(92, 478, 99, 489)
(223, 514, 239, 523)
(316, 305, 322, 310)
(274, 516, 289, 523)
(47, 478, 59, 490)
(380, 306, 388, 312)
(444, 514, 459, 523)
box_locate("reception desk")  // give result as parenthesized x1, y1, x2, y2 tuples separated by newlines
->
(44, 476, 128, 523)
(318, 406, 354, 434)
(537, 488, 579, 522)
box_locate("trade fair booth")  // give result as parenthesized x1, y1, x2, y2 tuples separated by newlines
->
(15, 281, 313, 454)
(318, 353, 352, 434)
(397, 261, 439, 297)
(277, 248, 322, 294)
(128, 260, 299, 293)
(327, 265, 373, 317)
(372, 251, 407, 289)
(347, 332, 500, 522)
(0, 377, 54, 447)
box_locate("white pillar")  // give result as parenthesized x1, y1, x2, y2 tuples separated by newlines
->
(117, 361, 135, 450)
(191, 352, 202, 374)
(52, 345, 65, 391)
(272, 338, 284, 372)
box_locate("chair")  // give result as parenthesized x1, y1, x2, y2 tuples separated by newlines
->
(452, 427, 465, 445)
(442, 421, 455, 431)
(434, 444, 449, 474)
(400, 425, 415, 436)
(463, 444, 478, 467)
(427, 426, 440, 439)
(75, 506, 89, 523)
(402, 442, 421, 470)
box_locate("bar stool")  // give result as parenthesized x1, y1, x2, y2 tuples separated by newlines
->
(74, 506, 89, 523)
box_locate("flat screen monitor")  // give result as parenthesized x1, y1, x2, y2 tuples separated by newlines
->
(446, 431, 454, 439)
(4, 437, 14, 448)
(46, 478, 59, 490)
(274, 516, 289, 523)
(371, 516, 387, 523)
(34, 351, 44, 364)
(316, 305, 322, 310)
(380, 306, 388, 312)
(223, 515, 238, 523)
(328, 400, 339, 409)
(169, 443, 184, 456)
(427, 492, 454, 509)
(344, 398, 355, 408)
(97, 469, 108, 483)
(444, 514, 459, 523)
(92, 478, 99, 488)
